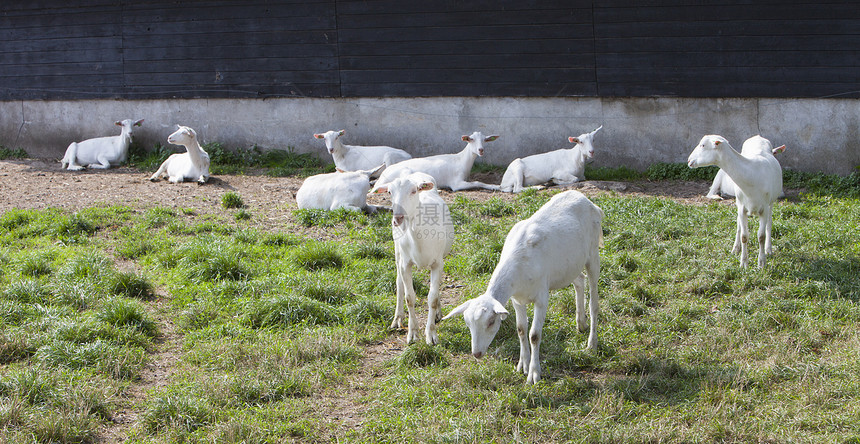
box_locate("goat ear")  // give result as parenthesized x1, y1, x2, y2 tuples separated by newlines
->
(569, 136, 580, 144)
(592, 125, 603, 134)
(337, 130, 345, 136)
(373, 186, 389, 194)
(134, 119, 144, 127)
(462, 135, 473, 142)
(115, 121, 122, 126)
(773, 144, 786, 154)
(492, 299, 509, 320)
(417, 182, 434, 192)
(442, 300, 471, 321)
(313, 133, 324, 139)
(484, 135, 499, 142)
(370, 164, 386, 176)
(713, 139, 722, 146)
(336, 167, 346, 173)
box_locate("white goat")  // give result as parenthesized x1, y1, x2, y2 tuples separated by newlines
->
(149, 126, 211, 184)
(707, 143, 786, 199)
(61, 119, 144, 170)
(371, 131, 500, 192)
(500, 126, 602, 193)
(688, 135, 782, 268)
(296, 165, 385, 213)
(443, 190, 603, 384)
(314, 129, 411, 174)
(374, 172, 454, 345)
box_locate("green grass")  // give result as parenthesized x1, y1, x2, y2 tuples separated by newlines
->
(1, 170, 859, 443)
(0, 146, 28, 159)
(221, 192, 245, 209)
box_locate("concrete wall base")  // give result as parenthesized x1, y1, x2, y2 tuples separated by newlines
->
(1, 97, 857, 175)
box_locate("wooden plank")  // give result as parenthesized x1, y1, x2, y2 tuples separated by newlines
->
(597, 51, 859, 68)
(341, 54, 594, 70)
(121, 30, 334, 48)
(122, 44, 338, 62)
(595, 35, 860, 53)
(122, 2, 330, 23)
(123, 57, 338, 74)
(594, 3, 860, 23)
(123, 70, 339, 87)
(340, 67, 594, 84)
(339, 39, 594, 57)
(338, 24, 590, 43)
(597, 66, 860, 85)
(599, 81, 860, 98)
(0, 62, 122, 77)
(595, 19, 860, 39)
(336, 0, 592, 15)
(337, 9, 592, 29)
(121, 16, 334, 35)
(342, 81, 597, 97)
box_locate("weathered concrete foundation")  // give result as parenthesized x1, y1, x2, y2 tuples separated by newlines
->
(1, 97, 857, 174)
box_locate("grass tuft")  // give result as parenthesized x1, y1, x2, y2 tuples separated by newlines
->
(108, 270, 154, 300)
(243, 295, 342, 328)
(221, 191, 245, 209)
(395, 342, 450, 369)
(293, 242, 344, 270)
(142, 390, 213, 433)
(96, 298, 158, 337)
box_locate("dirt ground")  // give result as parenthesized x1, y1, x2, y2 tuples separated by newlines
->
(0, 158, 719, 218)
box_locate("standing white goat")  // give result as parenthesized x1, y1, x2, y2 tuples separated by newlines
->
(371, 131, 500, 192)
(500, 126, 602, 193)
(61, 119, 144, 170)
(296, 165, 385, 213)
(148, 126, 211, 184)
(707, 143, 786, 199)
(313, 129, 411, 174)
(443, 190, 603, 384)
(374, 172, 454, 345)
(688, 135, 782, 268)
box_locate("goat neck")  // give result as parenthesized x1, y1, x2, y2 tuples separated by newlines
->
(713, 140, 761, 193)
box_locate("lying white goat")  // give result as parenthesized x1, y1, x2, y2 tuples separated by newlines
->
(500, 126, 602, 193)
(371, 131, 500, 192)
(444, 190, 603, 384)
(314, 129, 411, 174)
(688, 135, 782, 268)
(296, 165, 385, 213)
(61, 119, 144, 170)
(374, 172, 454, 345)
(707, 143, 786, 199)
(149, 126, 211, 184)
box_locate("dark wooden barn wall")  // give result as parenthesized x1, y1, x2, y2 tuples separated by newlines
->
(1, 1, 858, 100)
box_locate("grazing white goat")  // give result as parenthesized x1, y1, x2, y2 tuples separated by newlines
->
(296, 165, 385, 213)
(707, 143, 786, 199)
(443, 190, 603, 384)
(688, 135, 782, 268)
(61, 119, 144, 170)
(371, 131, 500, 192)
(500, 126, 602, 193)
(313, 129, 411, 174)
(374, 172, 454, 345)
(149, 126, 211, 184)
